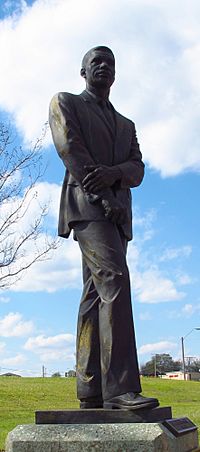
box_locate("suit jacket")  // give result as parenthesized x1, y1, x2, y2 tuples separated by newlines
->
(49, 90, 144, 240)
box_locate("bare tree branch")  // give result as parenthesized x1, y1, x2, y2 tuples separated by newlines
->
(0, 122, 59, 289)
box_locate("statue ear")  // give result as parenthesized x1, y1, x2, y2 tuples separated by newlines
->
(80, 68, 86, 78)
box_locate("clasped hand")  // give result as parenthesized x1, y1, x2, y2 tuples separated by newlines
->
(82, 165, 127, 224)
(82, 165, 118, 193)
(101, 198, 127, 224)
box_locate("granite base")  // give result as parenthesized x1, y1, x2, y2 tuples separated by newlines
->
(5, 422, 199, 452)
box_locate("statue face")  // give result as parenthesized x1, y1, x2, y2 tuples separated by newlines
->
(82, 50, 115, 89)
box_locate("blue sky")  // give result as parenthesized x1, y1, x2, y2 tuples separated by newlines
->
(0, 0, 200, 377)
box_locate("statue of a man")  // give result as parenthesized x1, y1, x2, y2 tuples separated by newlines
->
(49, 46, 158, 410)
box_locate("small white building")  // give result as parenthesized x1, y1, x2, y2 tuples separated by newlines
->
(160, 371, 200, 381)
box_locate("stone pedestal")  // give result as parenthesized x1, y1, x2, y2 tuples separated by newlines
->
(5, 422, 199, 452)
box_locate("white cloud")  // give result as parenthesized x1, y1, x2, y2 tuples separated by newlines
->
(182, 303, 200, 318)
(133, 208, 156, 242)
(0, 0, 110, 144)
(129, 260, 185, 304)
(136, 269, 185, 303)
(4, 202, 191, 303)
(27, 181, 61, 228)
(141, 110, 200, 176)
(0, 296, 10, 303)
(0, 312, 34, 337)
(12, 234, 81, 292)
(24, 332, 76, 362)
(1, 353, 27, 367)
(0, 342, 6, 352)
(0, 0, 200, 175)
(176, 273, 192, 286)
(38, 350, 75, 363)
(0, 180, 61, 235)
(126, 212, 190, 304)
(182, 304, 195, 316)
(160, 246, 192, 262)
(0, 180, 68, 292)
(0, 175, 82, 293)
(168, 303, 200, 320)
(123, 209, 192, 304)
(24, 333, 75, 350)
(139, 311, 152, 321)
(139, 340, 177, 355)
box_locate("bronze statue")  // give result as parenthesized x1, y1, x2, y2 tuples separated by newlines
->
(49, 46, 159, 410)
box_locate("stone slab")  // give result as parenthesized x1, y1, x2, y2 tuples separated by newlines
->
(35, 406, 172, 424)
(5, 422, 199, 452)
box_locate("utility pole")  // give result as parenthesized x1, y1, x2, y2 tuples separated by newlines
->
(185, 356, 195, 372)
(181, 328, 200, 380)
(42, 365, 45, 378)
(154, 355, 157, 377)
(181, 336, 186, 380)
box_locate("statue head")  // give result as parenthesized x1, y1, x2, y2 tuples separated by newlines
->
(80, 46, 115, 91)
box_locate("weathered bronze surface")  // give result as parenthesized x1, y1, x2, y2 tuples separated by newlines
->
(35, 406, 172, 424)
(49, 46, 158, 408)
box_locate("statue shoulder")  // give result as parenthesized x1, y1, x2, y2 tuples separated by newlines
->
(114, 108, 135, 128)
(50, 91, 78, 106)
(49, 92, 83, 121)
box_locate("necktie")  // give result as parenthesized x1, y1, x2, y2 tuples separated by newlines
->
(98, 100, 115, 130)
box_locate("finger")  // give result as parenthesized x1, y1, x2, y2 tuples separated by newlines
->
(83, 176, 104, 190)
(82, 171, 99, 185)
(106, 210, 118, 223)
(84, 172, 102, 184)
(84, 165, 98, 171)
(84, 181, 103, 193)
(104, 208, 113, 220)
(85, 184, 104, 194)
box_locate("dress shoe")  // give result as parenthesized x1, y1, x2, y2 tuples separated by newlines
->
(103, 392, 159, 410)
(80, 397, 103, 409)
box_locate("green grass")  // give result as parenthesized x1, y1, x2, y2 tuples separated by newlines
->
(0, 376, 200, 450)
(0, 376, 78, 450)
(142, 377, 200, 424)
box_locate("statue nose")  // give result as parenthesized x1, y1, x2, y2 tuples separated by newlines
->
(100, 61, 108, 68)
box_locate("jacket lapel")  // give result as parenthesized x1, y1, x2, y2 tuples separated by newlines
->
(112, 107, 125, 163)
(79, 91, 128, 165)
(80, 91, 115, 139)
(113, 108, 124, 144)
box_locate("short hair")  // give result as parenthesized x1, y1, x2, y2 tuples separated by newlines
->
(81, 46, 115, 70)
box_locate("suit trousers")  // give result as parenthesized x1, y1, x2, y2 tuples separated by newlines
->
(73, 220, 142, 401)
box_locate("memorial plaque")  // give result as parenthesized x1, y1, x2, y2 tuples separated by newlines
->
(163, 417, 197, 437)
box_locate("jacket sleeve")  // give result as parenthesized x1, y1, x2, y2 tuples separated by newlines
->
(116, 121, 145, 189)
(49, 92, 116, 205)
(49, 92, 95, 183)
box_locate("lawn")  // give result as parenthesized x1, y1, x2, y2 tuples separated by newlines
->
(0, 376, 200, 450)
